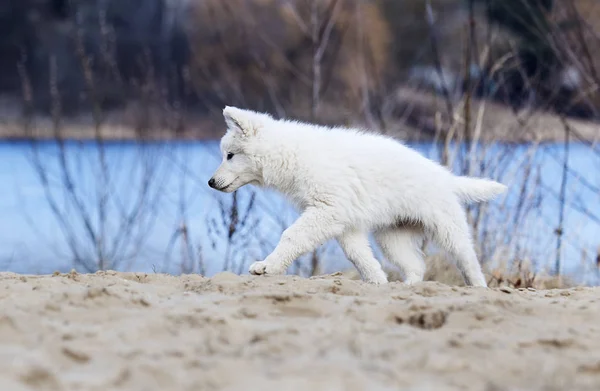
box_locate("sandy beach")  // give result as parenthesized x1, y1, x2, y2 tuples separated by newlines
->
(0, 270, 599, 391)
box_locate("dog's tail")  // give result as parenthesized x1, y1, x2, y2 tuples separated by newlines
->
(453, 176, 507, 204)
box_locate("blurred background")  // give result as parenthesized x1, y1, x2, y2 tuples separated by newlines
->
(0, 0, 599, 287)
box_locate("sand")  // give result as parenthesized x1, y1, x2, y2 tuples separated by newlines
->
(0, 271, 599, 391)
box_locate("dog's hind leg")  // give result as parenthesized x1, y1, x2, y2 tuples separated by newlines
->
(337, 230, 388, 284)
(425, 201, 487, 287)
(374, 226, 426, 284)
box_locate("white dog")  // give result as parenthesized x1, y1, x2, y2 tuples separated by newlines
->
(208, 106, 506, 287)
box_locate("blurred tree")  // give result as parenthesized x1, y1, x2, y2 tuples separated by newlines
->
(0, 0, 189, 116)
(478, 0, 556, 109)
(483, 0, 553, 41)
(186, 0, 391, 122)
(50, 0, 70, 19)
(479, 0, 600, 118)
(0, 1, 36, 91)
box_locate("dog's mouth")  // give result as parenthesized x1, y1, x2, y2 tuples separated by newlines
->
(216, 177, 238, 191)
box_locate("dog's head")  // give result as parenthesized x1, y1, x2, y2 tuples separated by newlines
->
(208, 106, 273, 193)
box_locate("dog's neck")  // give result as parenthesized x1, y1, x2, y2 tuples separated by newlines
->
(257, 127, 308, 207)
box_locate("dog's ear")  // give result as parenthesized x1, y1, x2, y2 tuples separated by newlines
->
(223, 106, 248, 136)
(223, 106, 271, 137)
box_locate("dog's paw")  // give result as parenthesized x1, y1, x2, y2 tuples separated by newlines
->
(365, 275, 389, 285)
(248, 261, 285, 276)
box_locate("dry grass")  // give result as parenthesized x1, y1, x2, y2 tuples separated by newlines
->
(338, 254, 576, 290)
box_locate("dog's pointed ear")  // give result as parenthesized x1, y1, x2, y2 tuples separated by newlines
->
(223, 106, 272, 137)
(223, 106, 249, 136)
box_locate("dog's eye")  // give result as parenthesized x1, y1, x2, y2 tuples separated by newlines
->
(226, 152, 234, 160)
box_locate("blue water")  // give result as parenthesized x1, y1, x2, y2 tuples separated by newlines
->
(1, 140, 599, 284)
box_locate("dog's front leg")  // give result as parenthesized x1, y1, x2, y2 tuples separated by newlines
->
(249, 208, 344, 276)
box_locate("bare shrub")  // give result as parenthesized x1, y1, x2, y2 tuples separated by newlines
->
(18, 22, 171, 272)
(185, 0, 391, 123)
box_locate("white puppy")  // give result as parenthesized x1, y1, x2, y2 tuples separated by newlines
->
(208, 106, 506, 287)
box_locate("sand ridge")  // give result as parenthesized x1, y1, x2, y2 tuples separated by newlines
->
(0, 270, 599, 391)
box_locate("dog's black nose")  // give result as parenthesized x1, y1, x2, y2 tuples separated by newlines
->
(208, 178, 216, 188)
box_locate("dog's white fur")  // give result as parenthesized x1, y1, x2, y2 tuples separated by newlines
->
(209, 106, 507, 287)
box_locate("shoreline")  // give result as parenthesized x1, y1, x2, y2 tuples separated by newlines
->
(2, 88, 600, 144)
